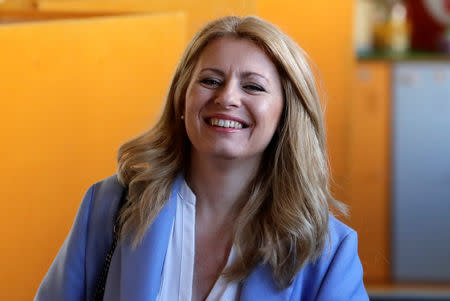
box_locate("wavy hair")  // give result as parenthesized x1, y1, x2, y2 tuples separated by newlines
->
(117, 15, 347, 288)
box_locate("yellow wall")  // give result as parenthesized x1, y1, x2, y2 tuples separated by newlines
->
(37, 0, 256, 36)
(257, 0, 355, 206)
(0, 12, 186, 300)
(0, 0, 35, 10)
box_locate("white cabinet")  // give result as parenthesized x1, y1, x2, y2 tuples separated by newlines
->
(392, 62, 450, 282)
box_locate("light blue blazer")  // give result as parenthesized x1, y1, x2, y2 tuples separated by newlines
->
(35, 175, 369, 301)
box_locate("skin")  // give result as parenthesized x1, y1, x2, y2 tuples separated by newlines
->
(183, 36, 284, 301)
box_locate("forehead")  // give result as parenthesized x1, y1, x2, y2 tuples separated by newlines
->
(194, 36, 279, 77)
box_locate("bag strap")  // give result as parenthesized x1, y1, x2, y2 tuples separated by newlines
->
(93, 187, 128, 301)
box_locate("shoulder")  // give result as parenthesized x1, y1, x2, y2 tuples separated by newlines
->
(313, 215, 358, 268)
(83, 174, 124, 217)
(90, 174, 124, 201)
(328, 214, 357, 248)
(85, 174, 125, 240)
(315, 214, 360, 275)
(59, 174, 124, 234)
(78, 175, 125, 255)
(289, 215, 368, 300)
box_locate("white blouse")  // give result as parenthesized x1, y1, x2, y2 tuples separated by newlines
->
(156, 179, 240, 301)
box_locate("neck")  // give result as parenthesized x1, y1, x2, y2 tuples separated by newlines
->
(187, 150, 260, 224)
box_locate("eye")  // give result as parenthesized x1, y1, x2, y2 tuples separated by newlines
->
(243, 83, 266, 93)
(200, 78, 221, 87)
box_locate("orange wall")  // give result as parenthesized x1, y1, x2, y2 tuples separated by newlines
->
(0, 13, 185, 300)
(350, 62, 391, 283)
(257, 0, 355, 206)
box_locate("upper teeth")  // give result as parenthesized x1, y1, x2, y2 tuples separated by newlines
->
(209, 118, 243, 129)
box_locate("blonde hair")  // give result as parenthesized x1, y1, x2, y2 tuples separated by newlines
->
(117, 15, 346, 288)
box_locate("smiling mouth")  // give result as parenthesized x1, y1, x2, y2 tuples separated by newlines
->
(207, 118, 247, 129)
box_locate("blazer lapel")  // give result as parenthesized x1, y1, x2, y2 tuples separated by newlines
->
(240, 264, 293, 301)
(117, 176, 182, 301)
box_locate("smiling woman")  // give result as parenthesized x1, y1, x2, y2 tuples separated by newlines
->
(34, 16, 369, 301)
(184, 36, 284, 163)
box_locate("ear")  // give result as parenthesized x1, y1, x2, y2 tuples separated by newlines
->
(177, 97, 186, 122)
(180, 98, 186, 118)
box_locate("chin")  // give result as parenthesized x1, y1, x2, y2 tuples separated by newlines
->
(210, 150, 240, 160)
(193, 144, 261, 162)
(210, 149, 262, 163)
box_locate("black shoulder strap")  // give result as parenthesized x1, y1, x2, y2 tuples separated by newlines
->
(93, 186, 128, 301)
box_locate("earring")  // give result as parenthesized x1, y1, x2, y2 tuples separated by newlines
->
(181, 115, 184, 120)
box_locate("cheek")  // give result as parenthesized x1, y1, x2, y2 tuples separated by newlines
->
(255, 100, 284, 130)
(185, 87, 210, 115)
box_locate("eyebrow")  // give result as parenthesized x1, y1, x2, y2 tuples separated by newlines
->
(199, 68, 268, 82)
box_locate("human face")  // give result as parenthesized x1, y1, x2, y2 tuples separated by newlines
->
(184, 36, 284, 163)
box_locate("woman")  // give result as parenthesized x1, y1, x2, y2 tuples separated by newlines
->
(35, 16, 368, 301)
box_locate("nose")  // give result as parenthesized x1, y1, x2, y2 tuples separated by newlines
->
(214, 79, 241, 108)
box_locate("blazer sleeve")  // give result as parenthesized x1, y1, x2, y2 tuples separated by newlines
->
(34, 184, 95, 301)
(315, 231, 369, 301)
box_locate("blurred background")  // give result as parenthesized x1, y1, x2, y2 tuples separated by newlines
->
(0, 0, 449, 300)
